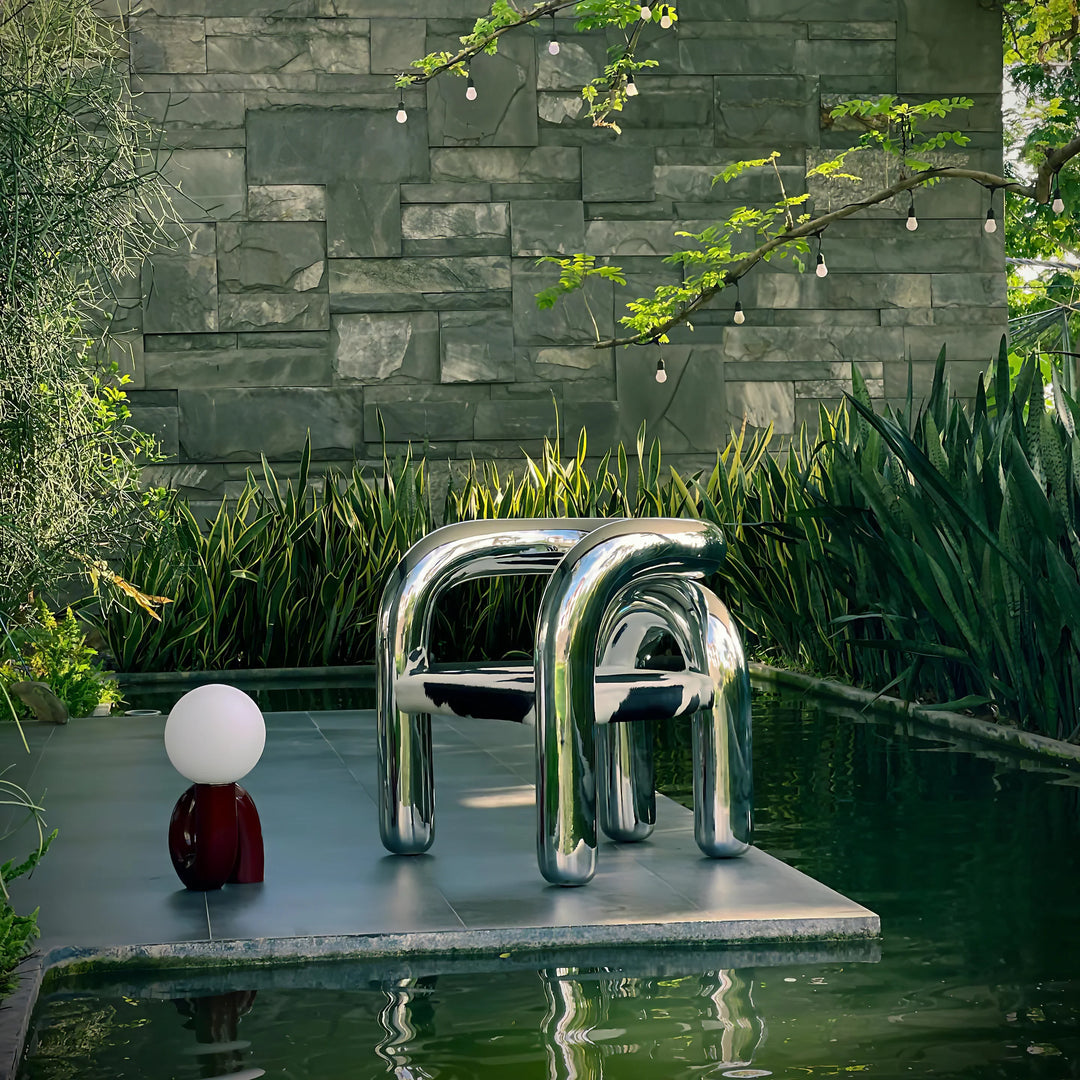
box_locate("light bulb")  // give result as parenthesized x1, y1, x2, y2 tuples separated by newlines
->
(659, 5, 672, 28)
(815, 253, 828, 277)
(733, 301, 745, 325)
(465, 76, 477, 101)
(906, 206, 918, 231)
(548, 38, 560, 54)
(640, 4, 651, 17)
(1052, 191, 1065, 214)
(625, 73, 639, 97)
(983, 208, 997, 234)
(395, 100, 407, 124)
(655, 359, 667, 384)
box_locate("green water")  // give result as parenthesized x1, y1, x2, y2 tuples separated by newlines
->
(20, 692, 1080, 1079)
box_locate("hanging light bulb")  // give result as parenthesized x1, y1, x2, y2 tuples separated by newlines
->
(465, 74, 477, 101)
(1052, 176, 1065, 214)
(547, 13, 560, 54)
(395, 98, 407, 124)
(640, 4, 651, 18)
(815, 251, 828, 277)
(983, 207, 997, 234)
(905, 197, 918, 232)
(625, 72, 639, 97)
(659, 5, 673, 28)
(655, 357, 668, 384)
(733, 300, 745, 325)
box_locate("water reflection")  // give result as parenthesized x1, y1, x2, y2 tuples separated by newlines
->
(373, 967, 767, 1080)
(171, 991, 264, 1080)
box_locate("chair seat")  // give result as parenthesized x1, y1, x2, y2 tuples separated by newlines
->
(395, 663, 715, 726)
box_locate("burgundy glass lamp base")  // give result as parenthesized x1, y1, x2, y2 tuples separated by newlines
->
(168, 782, 264, 890)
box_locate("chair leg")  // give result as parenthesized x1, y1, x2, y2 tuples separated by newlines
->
(377, 707, 435, 855)
(597, 720, 656, 842)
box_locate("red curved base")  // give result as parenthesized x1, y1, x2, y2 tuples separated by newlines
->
(168, 783, 264, 891)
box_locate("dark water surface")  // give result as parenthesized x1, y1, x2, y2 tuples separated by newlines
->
(20, 691, 1080, 1079)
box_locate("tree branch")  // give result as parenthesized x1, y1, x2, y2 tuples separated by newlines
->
(595, 148, 1080, 349)
(398, 0, 580, 86)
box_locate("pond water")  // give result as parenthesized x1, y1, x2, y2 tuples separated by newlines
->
(19, 691, 1080, 1079)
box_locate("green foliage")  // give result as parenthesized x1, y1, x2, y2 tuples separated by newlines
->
(0, 776, 54, 1000)
(0, 604, 121, 721)
(0, 0, 173, 623)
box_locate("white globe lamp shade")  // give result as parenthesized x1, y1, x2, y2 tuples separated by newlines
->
(165, 684, 266, 785)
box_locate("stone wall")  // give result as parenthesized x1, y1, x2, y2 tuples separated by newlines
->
(123, 0, 1005, 512)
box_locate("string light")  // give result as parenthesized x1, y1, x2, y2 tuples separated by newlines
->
(659, 5, 673, 28)
(815, 235, 828, 277)
(733, 300, 745, 324)
(465, 74, 477, 101)
(655, 355, 668, 384)
(395, 97, 407, 124)
(1052, 173, 1065, 214)
(625, 72, 639, 97)
(984, 209, 997, 234)
(906, 191, 918, 232)
(547, 12, 560, 54)
(640, 4, 651, 18)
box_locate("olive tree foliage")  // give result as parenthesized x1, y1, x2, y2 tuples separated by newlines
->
(401, 0, 1080, 349)
(0, 0, 173, 625)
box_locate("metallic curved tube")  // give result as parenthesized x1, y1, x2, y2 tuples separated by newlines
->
(534, 519, 726, 886)
(376, 518, 611, 854)
(694, 586, 753, 857)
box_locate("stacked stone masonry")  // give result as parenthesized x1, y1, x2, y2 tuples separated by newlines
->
(124, 0, 1006, 510)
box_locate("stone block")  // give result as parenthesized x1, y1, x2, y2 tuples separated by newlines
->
(330, 256, 511, 312)
(722, 325, 906, 368)
(327, 181, 402, 258)
(473, 398, 560, 441)
(205, 18, 369, 74)
(248, 185, 326, 221)
(130, 15, 205, 73)
(901, 325, 1008, 366)
(772, 309, 883, 326)
(649, 22, 803, 75)
(440, 310, 514, 383)
(128, 404, 180, 460)
(180, 387, 365, 461)
(511, 200, 585, 256)
(885, 359, 992, 401)
(747, 0, 896, 16)
(809, 21, 896, 38)
(219, 293, 330, 332)
(931, 274, 1008, 308)
(333, 312, 438, 383)
(726, 380, 796, 436)
(519, 346, 615, 382)
(582, 146, 655, 203)
(141, 91, 243, 133)
(615, 345, 730, 452)
(656, 163, 804, 203)
(162, 148, 245, 220)
(807, 39, 895, 79)
(145, 340, 333, 388)
(752, 272, 932, 311)
(563, 400, 620, 449)
(426, 34, 537, 147)
(370, 19, 426, 76)
(823, 219, 1003, 274)
(898, 0, 1002, 94)
(401, 203, 509, 241)
(430, 147, 580, 184)
(585, 219, 713, 256)
(142, 224, 218, 334)
(218, 222, 326, 293)
(512, 260, 614, 346)
(367, 399, 476, 442)
(536, 36, 605, 91)
(247, 107, 428, 185)
(144, 332, 236, 352)
(715, 76, 818, 148)
(400, 183, 493, 203)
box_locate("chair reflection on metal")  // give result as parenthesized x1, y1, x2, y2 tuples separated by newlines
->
(376, 517, 752, 886)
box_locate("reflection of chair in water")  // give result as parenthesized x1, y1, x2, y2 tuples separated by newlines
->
(377, 518, 753, 886)
(171, 990, 263, 1080)
(375, 977, 438, 1080)
(539, 967, 767, 1080)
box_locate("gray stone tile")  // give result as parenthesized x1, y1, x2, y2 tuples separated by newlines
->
(512, 260, 613, 346)
(248, 184, 326, 221)
(582, 146, 655, 203)
(327, 181, 401, 258)
(333, 312, 439, 382)
(205, 18, 369, 74)
(898, 0, 1001, 94)
(440, 309, 515, 383)
(369, 18, 426, 76)
(511, 200, 585, 256)
(161, 148, 245, 221)
(130, 15, 206, 74)
(218, 221, 326, 293)
(715, 75, 819, 147)
(430, 147, 580, 184)
(219, 293, 330, 333)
